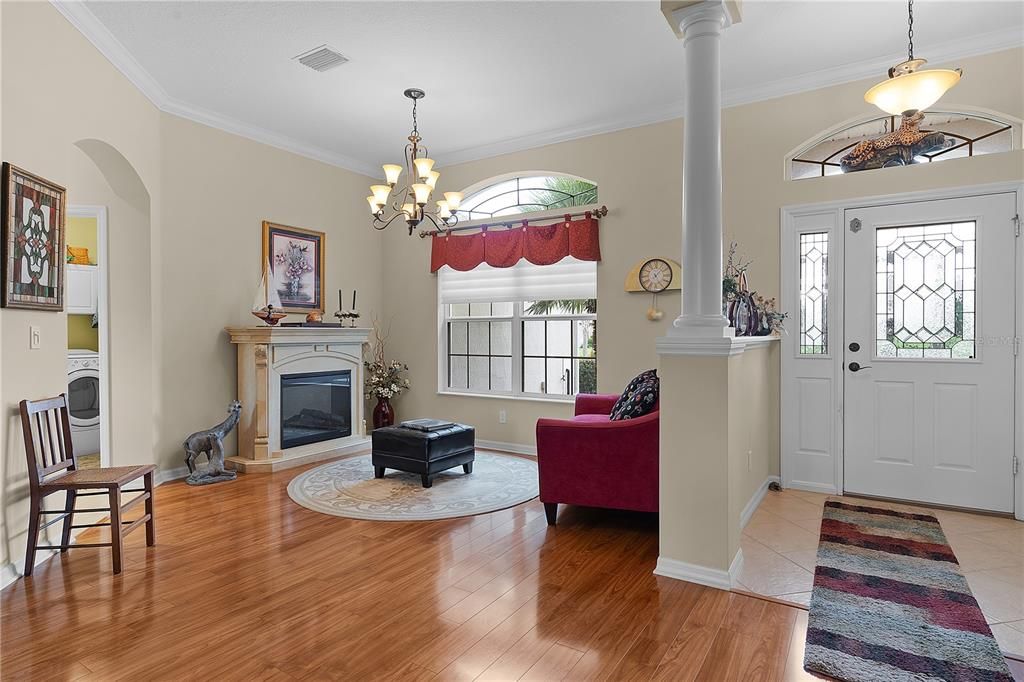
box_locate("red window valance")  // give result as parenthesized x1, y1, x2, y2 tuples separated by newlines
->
(430, 214, 601, 273)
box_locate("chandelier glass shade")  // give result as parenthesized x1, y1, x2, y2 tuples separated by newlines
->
(368, 89, 460, 235)
(865, 0, 961, 116)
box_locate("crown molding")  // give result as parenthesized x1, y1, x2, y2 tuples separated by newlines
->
(53, 0, 1022, 174)
(159, 99, 378, 176)
(439, 27, 1022, 167)
(722, 26, 1024, 109)
(52, 0, 170, 105)
(50, 0, 377, 177)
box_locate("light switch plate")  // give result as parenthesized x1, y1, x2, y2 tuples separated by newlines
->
(29, 325, 41, 350)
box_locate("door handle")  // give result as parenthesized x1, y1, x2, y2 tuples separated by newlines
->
(848, 361, 872, 372)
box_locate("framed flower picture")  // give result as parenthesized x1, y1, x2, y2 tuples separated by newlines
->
(262, 221, 325, 314)
(2, 163, 67, 310)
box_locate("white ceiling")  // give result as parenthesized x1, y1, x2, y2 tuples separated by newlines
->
(64, 0, 1023, 175)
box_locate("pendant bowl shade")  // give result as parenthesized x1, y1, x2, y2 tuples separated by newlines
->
(425, 170, 441, 189)
(370, 185, 392, 204)
(865, 67, 962, 115)
(367, 196, 382, 213)
(436, 200, 452, 219)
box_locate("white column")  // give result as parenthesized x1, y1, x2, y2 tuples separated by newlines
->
(670, 1, 735, 338)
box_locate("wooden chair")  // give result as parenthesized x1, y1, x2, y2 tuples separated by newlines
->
(20, 394, 156, 576)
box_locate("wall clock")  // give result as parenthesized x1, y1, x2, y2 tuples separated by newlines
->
(625, 257, 681, 322)
(639, 258, 673, 293)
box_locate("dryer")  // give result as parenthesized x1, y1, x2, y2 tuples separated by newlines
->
(67, 349, 101, 456)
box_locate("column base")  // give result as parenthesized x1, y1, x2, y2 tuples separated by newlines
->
(669, 314, 734, 338)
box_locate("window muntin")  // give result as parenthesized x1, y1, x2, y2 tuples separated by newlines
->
(798, 232, 829, 355)
(876, 221, 976, 360)
(443, 300, 597, 398)
(790, 111, 1014, 180)
(455, 175, 598, 222)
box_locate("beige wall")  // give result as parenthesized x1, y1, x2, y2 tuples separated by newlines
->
(726, 344, 779, 559)
(383, 121, 684, 443)
(1, 1, 162, 579)
(383, 47, 1023, 449)
(156, 115, 381, 471)
(658, 343, 778, 574)
(1, 1, 1020, 582)
(0, 2, 380, 579)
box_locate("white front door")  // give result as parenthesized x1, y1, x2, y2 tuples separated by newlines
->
(843, 194, 1017, 512)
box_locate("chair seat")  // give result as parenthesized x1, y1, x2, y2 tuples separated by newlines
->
(571, 414, 611, 424)
(41, 464, 157, 490)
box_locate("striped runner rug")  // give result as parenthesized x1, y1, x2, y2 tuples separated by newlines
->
(804, 498, 1013, 682)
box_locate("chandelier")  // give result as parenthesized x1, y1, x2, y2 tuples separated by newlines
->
(864, 0, 962, 116)
(367, 88, 462, 235)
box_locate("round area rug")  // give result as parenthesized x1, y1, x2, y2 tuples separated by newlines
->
(287, 452, 539, 521)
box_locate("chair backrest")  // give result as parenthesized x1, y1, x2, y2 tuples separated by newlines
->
(20, 394, 77, 488)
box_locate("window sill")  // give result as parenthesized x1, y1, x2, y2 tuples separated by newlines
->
(437, 390, 575, 405)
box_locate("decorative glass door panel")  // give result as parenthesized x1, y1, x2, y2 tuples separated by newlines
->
(876, 222, 976, 359)
(844, 194, 1016, 513)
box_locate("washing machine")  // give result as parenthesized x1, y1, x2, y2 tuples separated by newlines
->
(67, 349, 101, 456)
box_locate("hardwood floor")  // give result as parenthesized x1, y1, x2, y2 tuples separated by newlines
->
(3, 459, 1023, 681)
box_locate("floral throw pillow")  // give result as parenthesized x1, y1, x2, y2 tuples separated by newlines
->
(609, 371, 659, 421)
(619, 369, 656, 400)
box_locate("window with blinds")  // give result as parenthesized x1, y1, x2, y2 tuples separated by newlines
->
(438, 258, 597, 398)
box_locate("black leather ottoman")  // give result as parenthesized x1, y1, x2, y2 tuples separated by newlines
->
(371, 422, 475, 488)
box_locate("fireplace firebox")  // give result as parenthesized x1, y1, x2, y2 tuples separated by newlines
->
(280, 370, 352, 449)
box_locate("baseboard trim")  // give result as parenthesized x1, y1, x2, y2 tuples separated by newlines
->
(654, 552, 740, 591)
(1, 463, 193, 590)
(729, 547, 744, 587)
(477, 439, 536, 457)
(157, 466, 190, 485)
(740, 475, 782, 529)
(784, 480, 837, 495)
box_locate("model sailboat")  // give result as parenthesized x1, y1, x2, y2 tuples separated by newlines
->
(251, 260, 287, 325)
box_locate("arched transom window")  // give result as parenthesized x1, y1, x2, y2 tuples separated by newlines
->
(790, 110, 1016, 180)
(455, 173, 598, 222)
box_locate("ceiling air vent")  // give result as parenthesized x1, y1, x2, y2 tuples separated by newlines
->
(293, 45, 349, 73)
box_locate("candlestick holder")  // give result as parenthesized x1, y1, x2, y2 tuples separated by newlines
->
(334, 310, 361, 327)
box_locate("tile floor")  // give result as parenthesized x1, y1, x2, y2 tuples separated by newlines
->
(735, 488, 1024, 657)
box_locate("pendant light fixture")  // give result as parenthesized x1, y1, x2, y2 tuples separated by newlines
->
(864, 0, 962, 116)
(367, 89, 461, 236)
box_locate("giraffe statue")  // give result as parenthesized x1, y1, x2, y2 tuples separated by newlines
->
(183, 400, 241, 485)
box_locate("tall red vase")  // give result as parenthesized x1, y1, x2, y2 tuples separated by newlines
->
(372, 397, 394, 429)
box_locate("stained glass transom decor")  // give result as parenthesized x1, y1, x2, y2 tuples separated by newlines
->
(876, 222, 976, 359)
(790, 111, 1014, 180)
(455, 175, 597, 222)
(799, 232, 829, 354)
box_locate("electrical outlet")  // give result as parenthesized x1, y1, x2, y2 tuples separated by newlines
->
(29, 325, 41, 350)
(499, 409, 508, 424)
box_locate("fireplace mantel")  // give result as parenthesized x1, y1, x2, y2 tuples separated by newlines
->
(225, 326, 372, 473)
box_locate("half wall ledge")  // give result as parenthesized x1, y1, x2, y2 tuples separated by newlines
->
(656, 334, 779, 356)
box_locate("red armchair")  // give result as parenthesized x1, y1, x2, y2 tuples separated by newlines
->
(535, 393, 659, 525)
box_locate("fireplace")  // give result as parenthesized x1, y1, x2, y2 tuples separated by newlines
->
(228, 326, 370, 472)
(280, 370, 352, 449)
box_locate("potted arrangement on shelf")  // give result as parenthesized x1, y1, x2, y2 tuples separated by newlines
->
(364, 321, 410, 429)
(723, 242, 788, 336)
